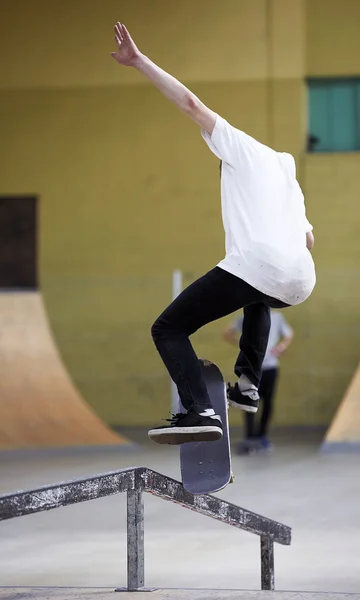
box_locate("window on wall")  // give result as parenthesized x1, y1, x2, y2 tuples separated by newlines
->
(307, 78, 360, 153)
(0, 196, 38, 289)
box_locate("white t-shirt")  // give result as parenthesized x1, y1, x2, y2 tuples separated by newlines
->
(201, 115, 316, 305)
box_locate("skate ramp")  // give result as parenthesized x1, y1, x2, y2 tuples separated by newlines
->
(0, 291, 129, 450)
(322, 362, 360, 452)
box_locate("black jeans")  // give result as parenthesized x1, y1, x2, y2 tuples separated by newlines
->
(151, 267, 287, 412)
(245, 368, 278, 438)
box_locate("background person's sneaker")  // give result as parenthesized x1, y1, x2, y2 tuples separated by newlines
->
(259, 436, 274, 451)
(235, 438, 259, 455)
(236, 437, 274, 455)
(148, 409, 223, 445)
(235, 440, 252, 455)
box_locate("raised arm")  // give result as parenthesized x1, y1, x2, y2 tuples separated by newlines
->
(111, 22, 216, 134)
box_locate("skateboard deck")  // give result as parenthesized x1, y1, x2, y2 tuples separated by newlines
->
(180, 359, 233, 495)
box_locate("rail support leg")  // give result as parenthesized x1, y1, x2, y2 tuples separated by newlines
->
(127, 489, 144, 590)
(260, 535, 275, 590)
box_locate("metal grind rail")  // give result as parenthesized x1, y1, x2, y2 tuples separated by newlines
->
(0, 466, 291, 591)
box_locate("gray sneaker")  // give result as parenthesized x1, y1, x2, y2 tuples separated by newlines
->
(227, 382, 259, 413)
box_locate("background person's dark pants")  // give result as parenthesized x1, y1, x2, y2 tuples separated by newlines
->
(151, 267, 287, 413)
(244, 368, 279, 439)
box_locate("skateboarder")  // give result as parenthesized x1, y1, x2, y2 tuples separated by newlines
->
(111, 23, 316, 445)
(224, 310, 294, 452)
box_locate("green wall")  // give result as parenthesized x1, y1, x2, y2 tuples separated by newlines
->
(0, 81, 270, 426)
(1, 0, 359, 428)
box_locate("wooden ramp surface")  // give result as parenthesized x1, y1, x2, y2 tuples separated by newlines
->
(322, 363, 360, 451)
(0, 292, 128, 450)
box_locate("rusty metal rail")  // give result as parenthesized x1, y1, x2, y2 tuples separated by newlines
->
(0, 466, 291, 591)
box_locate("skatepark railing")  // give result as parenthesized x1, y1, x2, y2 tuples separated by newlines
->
(0, 466, 291, 591)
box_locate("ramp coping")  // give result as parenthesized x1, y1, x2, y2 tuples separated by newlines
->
(0, 466, 291, 592)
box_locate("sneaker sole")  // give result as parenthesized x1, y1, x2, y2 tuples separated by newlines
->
(259, 445, 274, 452)
(228, 399, 258, 413)
(148, 426, 223, 445)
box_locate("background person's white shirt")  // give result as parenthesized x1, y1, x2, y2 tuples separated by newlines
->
(233, 310, 293, 370)
(202, 115, 316, 305)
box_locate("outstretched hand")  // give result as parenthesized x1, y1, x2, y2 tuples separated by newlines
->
(111, 22, 141, 67)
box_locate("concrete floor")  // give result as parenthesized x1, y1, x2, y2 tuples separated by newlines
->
(1, 589, 359, 600)
(0, 436, 359, 595)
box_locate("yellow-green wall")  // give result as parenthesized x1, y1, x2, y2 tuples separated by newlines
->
(0, 0, 304, 88)
(300, 154, 360, 423)
(300, 0, 360, 427)
(306, 0, 360, 76)
(1, 0, 359, 428)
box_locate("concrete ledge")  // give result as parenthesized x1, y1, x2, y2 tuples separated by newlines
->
(0, 588, 359, 600)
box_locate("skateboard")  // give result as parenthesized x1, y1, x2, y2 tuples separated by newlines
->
(179, 358, 233, 495)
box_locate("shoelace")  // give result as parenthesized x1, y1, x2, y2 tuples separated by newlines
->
(164, 412, 184, 426)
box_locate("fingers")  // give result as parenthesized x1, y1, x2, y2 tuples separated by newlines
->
(115, 22, 123, 41)
(114, 22, 131, 43)
(114, 22, 123, 46)
(121, 24, 130, 39)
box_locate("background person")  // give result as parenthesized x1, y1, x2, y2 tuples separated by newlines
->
(224, 310, 293, 453)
